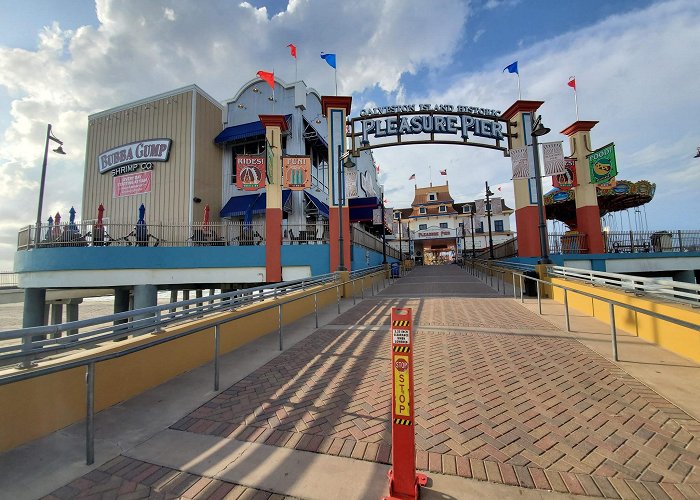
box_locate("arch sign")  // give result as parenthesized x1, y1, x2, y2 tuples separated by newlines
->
(348, 104, 513, 156)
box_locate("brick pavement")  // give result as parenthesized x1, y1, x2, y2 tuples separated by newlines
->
(172, 266, 700, 499)
(43, 456, 294, 499)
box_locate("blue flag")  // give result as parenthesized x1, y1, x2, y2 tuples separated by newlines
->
(503, 61, 518, 74)
(320, 52, 336, 69)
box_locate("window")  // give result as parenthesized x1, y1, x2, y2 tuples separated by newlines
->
(419, 224, 427, 230)
(439, 223, 448, 229)
(439, 205, 447, 213)
(463, 205, 471, 213)
(394, 212, 401, 220)
(419, 207, 426, 215)
(476, 221, 484, 233)
(428, 193, 436, 201)
(495, 220, 504, 232)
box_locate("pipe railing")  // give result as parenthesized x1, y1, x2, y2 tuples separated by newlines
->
(0, 265, 390, 465)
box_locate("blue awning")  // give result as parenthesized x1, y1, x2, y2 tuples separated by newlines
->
(349, 196, 379, 222)
(304, 191, 329, 218)
(214, 115, 293, 145)
(220, 190, 292, 218)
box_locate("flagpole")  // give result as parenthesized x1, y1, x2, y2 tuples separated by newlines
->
(517, 73, 522, 100)
(334, 67, 338, 96)
(574, 88, 579, 121)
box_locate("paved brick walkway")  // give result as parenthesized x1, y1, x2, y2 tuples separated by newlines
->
(46, 266, 700, 499)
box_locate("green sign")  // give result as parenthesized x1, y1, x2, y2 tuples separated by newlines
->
(587, 143, 618, 185)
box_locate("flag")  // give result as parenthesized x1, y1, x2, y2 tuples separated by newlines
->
(497, 186, 502, 191)
(256, 70, 274, 89)
(408, 173, 415, 180)
(375, 164, 380, 173)
(287, 43, 297, 59)
(509, 146, 530, 179)
(503, 61, 518, 74)
(320, 52, 336, 69)
(568, 76, 576, 90)
(542, 141, 567, 176)
(440, 169, 447, 175)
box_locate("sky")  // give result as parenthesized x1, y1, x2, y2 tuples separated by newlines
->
(0, 0, 698, 270)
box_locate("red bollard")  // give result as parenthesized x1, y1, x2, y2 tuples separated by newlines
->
(384, 307, 428, 500)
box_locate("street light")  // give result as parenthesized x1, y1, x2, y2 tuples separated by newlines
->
(530, 115, 552, 264)
(35, 124, 66, 248)
(470, 209, 476, 258)
(380, 190, 387, 264)
(485, 181, 495, 259)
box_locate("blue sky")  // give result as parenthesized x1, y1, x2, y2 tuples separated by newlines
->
(0, 0, 697, 269)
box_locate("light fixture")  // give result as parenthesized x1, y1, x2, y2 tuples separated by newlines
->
(237, 103, 246, 109)
(34, 124, 67, 248)
(267, 96, 275, 101)
(252, 87, 261, 94)
(53, 145, 66, 155)
(694, 147, 700, 158)
(532, 115, 551, 137)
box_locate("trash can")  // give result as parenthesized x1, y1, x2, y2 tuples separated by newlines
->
(391, 262, 400, 278)
(523, 270, 539, 296)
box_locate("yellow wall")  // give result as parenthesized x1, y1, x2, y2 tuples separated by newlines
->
(551, 278, 700, 363)
(0, 283, 341, 452)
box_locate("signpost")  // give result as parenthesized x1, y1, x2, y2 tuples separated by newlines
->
(385, 307, 427, 500)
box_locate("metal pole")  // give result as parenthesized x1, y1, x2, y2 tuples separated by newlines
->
(314, 293, 318, 328)
(337, 284, 340, 314)
(361, 277, 365, 299)
(86, 362, 95, 465)
(609, 303, 618, 361)
(34, 124, 52, 249)
(214, 325, 220, 391)
(502, 272, 506, 295)
(512, 271, 517, 299)
(537, 280, 542, 315)
(520, 275, 524, 303)
(470, 213, 476, 260)
(381, 192, 387, 264)
(564, 290, 571, 332)
(278, 304, 283, 351)
(352, 279, 356, 305)
(337, 145, 346, 271)
(485, 181, 494, 260)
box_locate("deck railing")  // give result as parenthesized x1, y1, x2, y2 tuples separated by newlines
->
(548, 230, 700, 254)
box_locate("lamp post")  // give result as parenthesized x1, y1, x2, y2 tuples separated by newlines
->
(485, 181, 494, 259)
(35, 124, 66, 248)
(380, 191, 387, 264)
(470, 210, 476, 259)
(397, 212, 403, 259)
(530, 115, 552, 264)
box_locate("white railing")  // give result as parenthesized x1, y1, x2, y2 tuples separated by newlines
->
(549, 266, 700, 305)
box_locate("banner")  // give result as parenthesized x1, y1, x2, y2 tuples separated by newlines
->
(282, 156, 311, 190)
(236, 155, 266, 191)
(345, 170, 358, 198)
(553, 158, 577, 190)
(587, 143, 618, 185)
(542, 141, 566, 176)
(372, 208, 382, 225)
(490, 197, 503, 215)
(113, 171, 152, 197)
(509, 146, 529, 179)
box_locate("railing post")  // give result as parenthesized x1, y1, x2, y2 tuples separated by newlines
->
(314, 293, 319, 328)
(512, 272, 517, 299)
(564, 289, 571, 332)
(352, 279, 356, 305)
(537, 280, 542, 315)
(86, 362, 95, 465)
(678, 230, 684, 252)
(609, 303, 618, 361)
(361, 277, 365, 299)
(278, 303, 283, 351)
(520, 275, 524, 303)
(214, 324, 220, 391)
(337, 284, 341, 314)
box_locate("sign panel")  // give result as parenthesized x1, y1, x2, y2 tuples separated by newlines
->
(553, 158, 577, 190)
(345, 170, 358, 198)
(99, 139, 171, 174)
(236, 155, 266, 191)
(542, 141, 566, 176)
(113, 171, 152, 197)
(588, 143, 618, 185)
(414, 228, 456, 240)
(282, 155, 311, 190)
(509, 146, 529, 179)
(393, 355, 410, 417)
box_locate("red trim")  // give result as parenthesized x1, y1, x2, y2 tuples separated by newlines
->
(575, 205, 605, 253)
(265, 208, 282, 281)
(321, 96, 352, 116)
(560, 120, 598, 136)
(515, 205, 542, 258)
(329, 207, 351, 272)
(500, 100, 544, 121)
(258, 115, 289, 133)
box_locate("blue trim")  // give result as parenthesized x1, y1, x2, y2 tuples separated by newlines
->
(304, 191, 329, 218)
(349, 196, 379, 222)
(220, 190, 292, 218)
(214, 115, 292, 145)
(282, 244, 330, 275)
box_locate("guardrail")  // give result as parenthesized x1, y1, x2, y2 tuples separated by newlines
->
(549, 266, 700, 306)
(0, 272, 18, 287)
(468, 261, 700, 364)
(0, 265, 392, 465)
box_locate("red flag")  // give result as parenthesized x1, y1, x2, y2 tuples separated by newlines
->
(287, 43, 297, 59)
(408, 173, 416, 180)
(257, 70, 275, 89)
(568, 76, 576, 90)
(440, 169, 447, 175)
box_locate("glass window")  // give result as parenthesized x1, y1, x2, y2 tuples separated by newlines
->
(463, 205, 471, 213)
(428, 193, 436, 201)
(439, 222, 448, 229)
(476, 221, 484, 233)
(419, 207, 426, 214)
(495, 220, 504, 232)
(394, 212, 401, 220)
(439, 205, 446, 212)
(419, 224, 427, 230)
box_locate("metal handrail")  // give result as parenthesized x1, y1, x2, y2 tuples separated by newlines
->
(0, 266, 389, 465)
